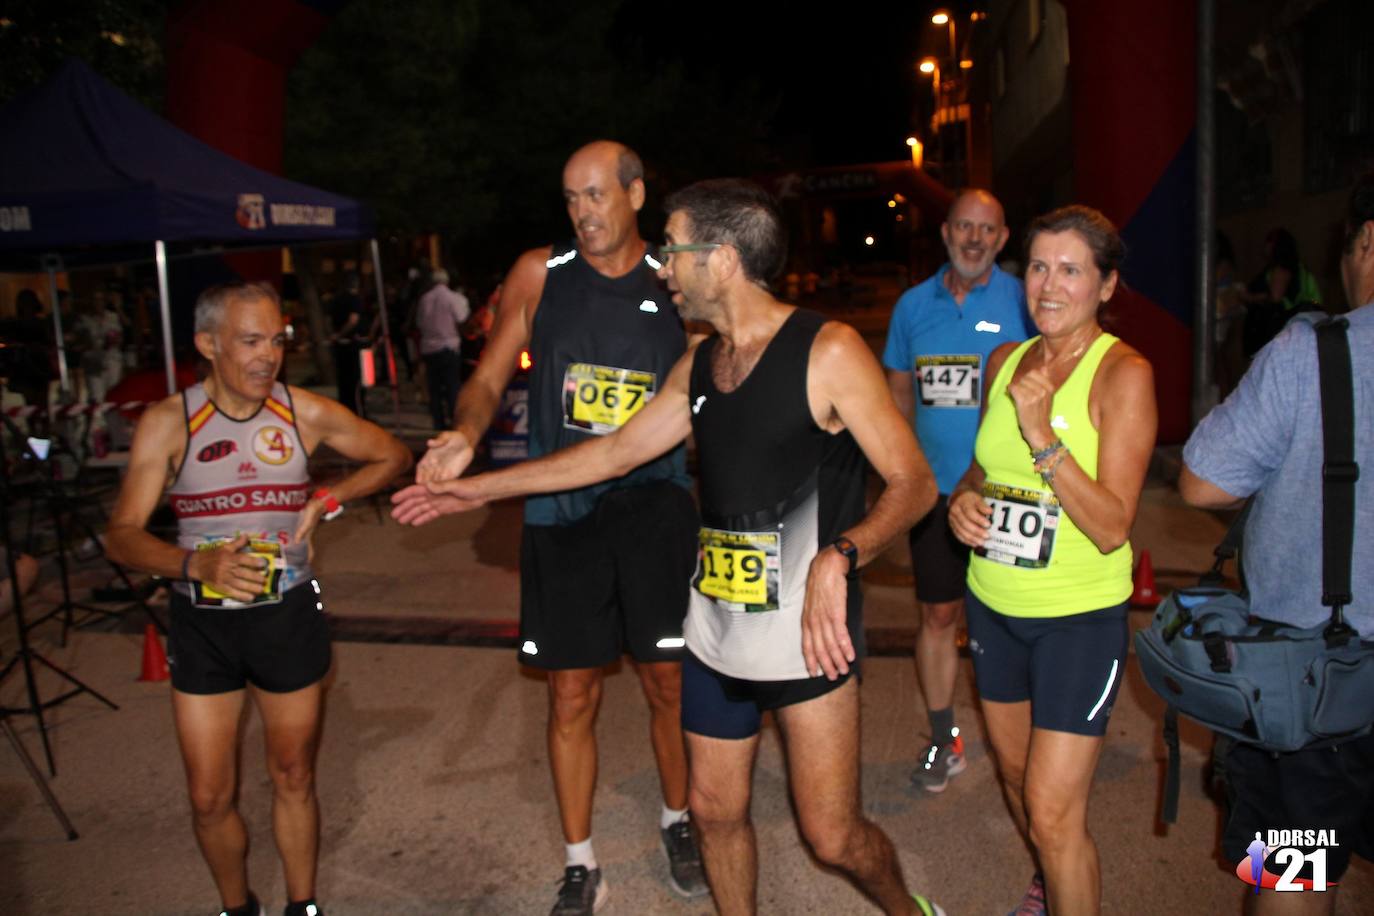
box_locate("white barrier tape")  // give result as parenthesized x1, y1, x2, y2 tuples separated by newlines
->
(3, 400, 150, 419)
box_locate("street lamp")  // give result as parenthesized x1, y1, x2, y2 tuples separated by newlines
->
(906, 136, 924, 169)
(931, 10, 950, 25)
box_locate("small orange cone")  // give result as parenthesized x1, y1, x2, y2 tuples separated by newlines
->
(1131, 550, 1158, 607)
(138, 623, 169, 682)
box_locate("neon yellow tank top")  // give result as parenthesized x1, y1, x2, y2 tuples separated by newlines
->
(966, 333, 1133, 617)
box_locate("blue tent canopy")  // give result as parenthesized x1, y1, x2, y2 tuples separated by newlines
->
(0, 59, 383, 396)
(0, 58, 373, 268)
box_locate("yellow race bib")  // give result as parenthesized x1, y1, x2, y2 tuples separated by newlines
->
(192, 537, 285, 608)
(693, 527, 781, 612)
(562, 362, 656, 435)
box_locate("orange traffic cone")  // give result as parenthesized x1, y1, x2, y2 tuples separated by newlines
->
(1131, 550, 1158, 607)
(138, 623, 169, 682)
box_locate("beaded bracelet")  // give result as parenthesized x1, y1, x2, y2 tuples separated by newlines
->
(1030, 438, 1065, 463)
(1038, 446, 1070, 484)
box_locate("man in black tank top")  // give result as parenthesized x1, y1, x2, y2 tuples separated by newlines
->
(409, 141, 705, 913)
(396, 180, 945, 915)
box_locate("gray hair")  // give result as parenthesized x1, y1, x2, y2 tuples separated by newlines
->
(664, 179, 787, 288)
(431, 269, 450, 286)
(616, 147, 644, 189)
(194, 282, 281, 334)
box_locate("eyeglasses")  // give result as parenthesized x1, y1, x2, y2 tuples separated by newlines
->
(659, 243, 722, 256)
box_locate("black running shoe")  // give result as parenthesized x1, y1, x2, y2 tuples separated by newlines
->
(218, 894, 263, 916)
(550, 865, 608, 915)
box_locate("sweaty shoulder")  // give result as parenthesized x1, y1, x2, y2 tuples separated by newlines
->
(506, 245, 554, 319)
(1100, 338, 1153, 390)
(811, 319, 880, 386)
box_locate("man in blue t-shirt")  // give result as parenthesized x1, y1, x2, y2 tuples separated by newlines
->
(882, 188, 1029, 792)
(1181, 172, 1374, 911)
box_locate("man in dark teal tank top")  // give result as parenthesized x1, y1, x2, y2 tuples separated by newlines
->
(411, 142, 705, 914)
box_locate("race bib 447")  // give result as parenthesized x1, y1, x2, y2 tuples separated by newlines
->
(916, 354, 980, 407)
(562, 363, 656, 435)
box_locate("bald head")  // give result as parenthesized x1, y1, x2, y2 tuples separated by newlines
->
(562, 140, 646, 259)
(942, 188, 1009, 283)
(565, 140, 644, 191)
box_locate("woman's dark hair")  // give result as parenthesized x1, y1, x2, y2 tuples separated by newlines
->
(1023, 205, 1126, 279)
(1265, 228, 1299, 273)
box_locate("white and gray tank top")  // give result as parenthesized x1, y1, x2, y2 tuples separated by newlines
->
(168, 381, 313, 607)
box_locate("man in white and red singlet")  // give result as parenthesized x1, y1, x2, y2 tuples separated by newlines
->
(107, 282, 410, 916)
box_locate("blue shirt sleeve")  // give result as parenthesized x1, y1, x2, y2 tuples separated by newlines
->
(1182, 322, 1304, 497)
(882, 296, 910, 371)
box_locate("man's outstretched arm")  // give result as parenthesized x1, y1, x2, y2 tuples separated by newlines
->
(392, 346, 698, 525)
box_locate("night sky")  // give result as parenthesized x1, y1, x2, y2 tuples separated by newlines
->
(614, 1, 948, 167)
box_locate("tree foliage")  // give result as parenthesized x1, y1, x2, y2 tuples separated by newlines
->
(0, 0, 165, 108)
(284, 0, 780, 269)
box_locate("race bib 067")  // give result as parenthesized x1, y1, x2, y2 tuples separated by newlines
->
(562, 363, 656, 435)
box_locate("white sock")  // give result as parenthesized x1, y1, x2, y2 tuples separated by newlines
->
(565, 838, 597, 870)
(660, 804, 689, 830)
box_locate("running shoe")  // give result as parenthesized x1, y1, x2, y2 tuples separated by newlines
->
(283, 901, 323, 916)
(909, 735, 967, 793)
(550, 865, 609, 915)
(912, 891, 947, 915)
(1007, 872, 1047, 916)
(661, 820, 709, 898)
(217, 895, 263, 916)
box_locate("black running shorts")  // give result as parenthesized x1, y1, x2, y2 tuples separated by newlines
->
(964, 590, 1128, 737)
(168, 579, 332, 695)
(1221, 732, 1374, 880)
(908, 495, 971, 604)
(518, 480, 699, 670)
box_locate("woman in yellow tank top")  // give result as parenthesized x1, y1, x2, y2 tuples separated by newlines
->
(946, 206, 1157, 916)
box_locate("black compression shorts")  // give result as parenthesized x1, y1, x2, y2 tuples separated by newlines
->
(908, 495, 971, 604)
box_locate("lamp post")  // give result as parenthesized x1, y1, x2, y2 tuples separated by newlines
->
(906, 136, 924, 170)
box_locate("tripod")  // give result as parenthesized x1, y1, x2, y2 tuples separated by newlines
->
(0, 423, 118, 778)
(1, 710, 78, 839)
(3, 410, 158, 645)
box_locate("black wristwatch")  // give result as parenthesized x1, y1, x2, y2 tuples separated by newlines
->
(830, 536, 859, 575)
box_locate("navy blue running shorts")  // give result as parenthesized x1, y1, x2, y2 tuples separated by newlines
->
(964, 589, 1127, 737)
(680, 650, 857, 740)
(168, 579, 332, 695)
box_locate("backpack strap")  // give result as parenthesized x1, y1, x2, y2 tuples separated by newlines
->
(1314, 318, 1359, 641)
(1161, 706, 1181, 824)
